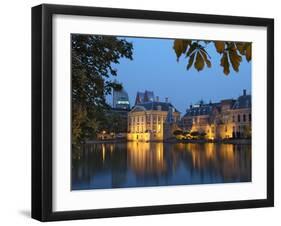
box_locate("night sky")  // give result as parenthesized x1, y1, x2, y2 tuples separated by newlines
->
(107, 36, 251, 114)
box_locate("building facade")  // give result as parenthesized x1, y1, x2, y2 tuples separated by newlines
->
(112, 88, 130, 110)
(127, 101, 181, 141)
(182, 90, 251, 140)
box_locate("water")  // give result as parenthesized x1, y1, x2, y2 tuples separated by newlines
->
(72, 142, 251, 190)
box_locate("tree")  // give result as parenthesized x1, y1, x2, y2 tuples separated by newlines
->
(173, 130, 183, 136)
(99, 111, 127, 134)
(199, 132, 207, 139)
(182, 131, 190, 136)
(173, 40, 251, 75)
(190, 131, 199, 138)
(72, 34, 133, 144)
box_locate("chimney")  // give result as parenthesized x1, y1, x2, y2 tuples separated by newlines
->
(165, 97, 168, 103)
(156, 96, 159, 102)
(243, 89, 246, 96)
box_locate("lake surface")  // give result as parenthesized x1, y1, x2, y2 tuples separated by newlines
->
(72, 142, 251, 190)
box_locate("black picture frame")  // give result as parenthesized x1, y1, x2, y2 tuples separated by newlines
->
(32, 3, 274, 222)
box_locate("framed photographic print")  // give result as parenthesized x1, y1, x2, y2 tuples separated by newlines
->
(32, 4, 274, 221)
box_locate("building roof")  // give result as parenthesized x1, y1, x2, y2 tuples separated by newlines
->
(143, 91, 154, 102)
(135, 92, 145, 104)
(135, 90, 154, 104)
(232, 94, 251, 109)
(132, 101, 180, 113)
(184, 90, 251, 117)
(184, 103, 219, 117)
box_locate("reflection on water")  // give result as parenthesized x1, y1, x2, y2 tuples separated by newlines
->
(72, 142, 251, 190)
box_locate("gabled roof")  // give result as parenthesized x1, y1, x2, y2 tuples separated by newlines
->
(135, 90, 155, 105)
(184, 93, 251, 117)
(135, 92, 145, 104)
(144, 91, 154, 102)
(184, 103, 219, 117)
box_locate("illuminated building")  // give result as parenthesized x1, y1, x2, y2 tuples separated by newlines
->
(112, 87, 130, 110)
(127, 96, 181, 141)
(182, 89, 251, 140)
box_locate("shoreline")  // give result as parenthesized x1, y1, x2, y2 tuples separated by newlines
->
(85, 139, 251, 145)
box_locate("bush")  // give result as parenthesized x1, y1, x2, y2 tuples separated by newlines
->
(173, 130, 183, 136)
(190, 131, 199, 137)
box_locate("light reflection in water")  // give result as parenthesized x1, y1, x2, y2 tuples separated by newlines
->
(127, 142, 166, 176)
(72, 142, 251, 190)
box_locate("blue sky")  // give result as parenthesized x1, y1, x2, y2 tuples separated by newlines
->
(107, 37, 251, 114)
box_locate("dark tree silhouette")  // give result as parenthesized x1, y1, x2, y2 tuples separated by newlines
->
(72, 34, 133, 144)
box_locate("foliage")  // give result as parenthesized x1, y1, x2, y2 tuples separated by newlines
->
(190, 131, 199, 137)
(173, 130, 183, 136)
(72, 34, 133, 144)
(199, 132, 207, 139)
(72, 104, 87, 146)
(99, 111, 127, 134)
(173, 40, 251, 75)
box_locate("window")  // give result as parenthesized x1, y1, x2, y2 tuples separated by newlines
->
(238, 114, 240, 122)
(243, 114, 246, 122)
(249, 113, 251, 122)
(232, 115, 235, 122)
